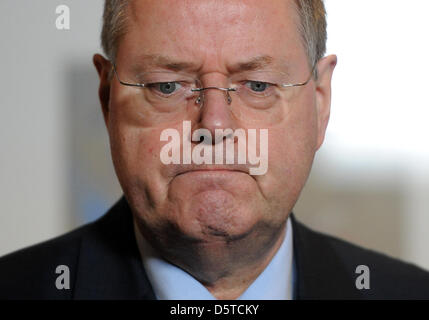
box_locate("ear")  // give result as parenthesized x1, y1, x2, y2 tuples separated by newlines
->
(314, 54, 337, 151)
(93, 54, 112, 128)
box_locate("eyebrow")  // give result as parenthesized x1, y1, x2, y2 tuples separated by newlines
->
(132, 54, 279, 73)
(229, 55, 275, 72)
(133, 54, 198, 72)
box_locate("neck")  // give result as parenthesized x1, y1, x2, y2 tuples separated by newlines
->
(134, 218, 287, 300)
(202, 225, 286, 299)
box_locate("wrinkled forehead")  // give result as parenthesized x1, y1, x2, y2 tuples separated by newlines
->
(117, 0, 307, 74)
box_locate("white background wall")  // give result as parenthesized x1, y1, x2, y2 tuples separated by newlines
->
(0, 0, 121, 256)
(296, 0, 429, 269)
(0, 1, 428, 270)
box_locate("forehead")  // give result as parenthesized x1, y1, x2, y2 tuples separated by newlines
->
(117, 0, 306, 72)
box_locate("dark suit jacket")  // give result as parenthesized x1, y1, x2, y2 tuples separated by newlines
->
(1, 197, 429, 299)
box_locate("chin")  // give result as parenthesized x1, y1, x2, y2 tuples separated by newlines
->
(178, 195, 261, 242)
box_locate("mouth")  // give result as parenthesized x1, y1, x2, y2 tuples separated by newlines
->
(175, 165, 250, 177)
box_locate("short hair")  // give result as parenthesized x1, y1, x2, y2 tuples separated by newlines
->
(101, 0, 327, 70)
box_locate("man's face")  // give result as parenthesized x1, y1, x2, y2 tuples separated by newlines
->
(98, 0, 335, 246)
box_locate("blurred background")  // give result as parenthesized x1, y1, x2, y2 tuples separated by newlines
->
(0, 0, 428, 270)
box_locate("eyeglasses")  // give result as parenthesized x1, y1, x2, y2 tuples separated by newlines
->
(112, 62, 316, 125)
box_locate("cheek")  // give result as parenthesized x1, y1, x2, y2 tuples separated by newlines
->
(108, 115, 166, 199)
(108, 88, 167, 174)
(261, 95, 319, 202)
(277, 92, 318, 165)
(111, 127, 159, 170)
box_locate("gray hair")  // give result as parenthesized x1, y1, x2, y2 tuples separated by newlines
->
(101, 0, 327, 74)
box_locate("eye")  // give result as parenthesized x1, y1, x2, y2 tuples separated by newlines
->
(148, 82, 183, 95)
(245, 81, 271, 92)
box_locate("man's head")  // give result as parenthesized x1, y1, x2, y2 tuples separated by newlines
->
(94, 0, 336, 281)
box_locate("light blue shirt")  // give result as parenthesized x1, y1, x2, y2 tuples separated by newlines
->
(134, 218, 294, 300)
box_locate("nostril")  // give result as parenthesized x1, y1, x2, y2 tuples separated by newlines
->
(197, 135, 205, 143)
(192, 127, 214, 145)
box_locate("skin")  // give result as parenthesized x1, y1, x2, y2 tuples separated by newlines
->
(94, 0, 337, 299)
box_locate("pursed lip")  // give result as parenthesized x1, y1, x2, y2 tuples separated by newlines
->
(174, 165, 250, 177)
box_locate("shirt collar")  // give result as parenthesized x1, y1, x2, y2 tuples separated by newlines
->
(134, 218, 294, 300)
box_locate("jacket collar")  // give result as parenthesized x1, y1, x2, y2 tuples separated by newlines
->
(290, 214, 363, 299)
(73, 196, 362, 299)
(73, 197, 155, 299)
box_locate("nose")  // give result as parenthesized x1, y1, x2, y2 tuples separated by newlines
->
(194, 86, 238, 142)
(195, 87, 234, 105)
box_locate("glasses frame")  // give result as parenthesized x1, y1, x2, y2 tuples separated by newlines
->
(111, 61, 317, 106)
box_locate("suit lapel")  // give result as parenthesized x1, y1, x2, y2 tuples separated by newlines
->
(73, 197, 156, 299)
(290, 214, 363, 299)
(72, 197, 362, 299)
